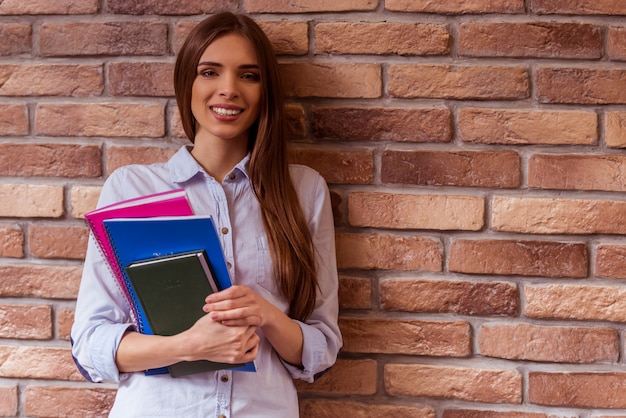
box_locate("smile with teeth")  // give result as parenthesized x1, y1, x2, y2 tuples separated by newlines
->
(211, 106, 243, 116)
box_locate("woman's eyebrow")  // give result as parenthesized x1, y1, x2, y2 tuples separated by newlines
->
(197, 61, 259, 70)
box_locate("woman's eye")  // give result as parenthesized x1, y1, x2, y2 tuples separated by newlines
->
(242, 72, 260, 81)
(200, 69, 217, 77)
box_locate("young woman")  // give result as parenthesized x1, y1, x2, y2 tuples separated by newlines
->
(71, 11, 342, 417)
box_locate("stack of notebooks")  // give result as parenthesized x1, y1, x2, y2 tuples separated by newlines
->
(84, 188, 256, 377)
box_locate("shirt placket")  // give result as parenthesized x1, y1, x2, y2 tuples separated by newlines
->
(211, 179, 235, 418)
(216, 370, 233, 418)
(211, 178, 236, 281)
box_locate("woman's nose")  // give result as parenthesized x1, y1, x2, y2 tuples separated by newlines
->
(219, 73, 239, 98)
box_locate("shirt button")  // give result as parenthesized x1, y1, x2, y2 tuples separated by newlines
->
(220, 374, 229, 382)
(228, 173, 236, 180)
(226, 262, 232, 269)
(221, 227, 229, 234)
(218, 415, 226, 418)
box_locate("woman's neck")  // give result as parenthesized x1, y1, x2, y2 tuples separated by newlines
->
(190, 138, 248, 181)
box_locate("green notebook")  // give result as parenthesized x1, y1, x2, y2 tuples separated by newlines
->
(125, 249, 246, 377)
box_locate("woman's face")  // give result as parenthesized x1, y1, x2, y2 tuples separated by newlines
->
(191, 33, 262, 147)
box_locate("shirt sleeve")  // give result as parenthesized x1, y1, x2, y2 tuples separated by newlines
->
(70, 171, 135, 383)
(282, 170, 343, 382)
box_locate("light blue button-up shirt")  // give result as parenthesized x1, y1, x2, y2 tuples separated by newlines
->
(71, 146, 342, 417)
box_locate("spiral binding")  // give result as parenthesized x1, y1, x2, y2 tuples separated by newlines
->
(104, 222, 147, 334)
(85, 218, 140, 327)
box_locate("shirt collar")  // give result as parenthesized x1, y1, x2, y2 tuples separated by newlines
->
(168, 145, 251, 183)
(233, 153, 251, 180)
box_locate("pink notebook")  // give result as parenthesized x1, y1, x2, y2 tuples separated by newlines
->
(84, 189, 195, 322)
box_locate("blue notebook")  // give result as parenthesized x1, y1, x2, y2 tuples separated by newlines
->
(103, 215, 256, 375)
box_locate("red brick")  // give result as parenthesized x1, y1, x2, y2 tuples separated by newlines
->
(0, 305, 52, 340)
(295, 359, 377, 395)
(449, 239, 588, 278)
(348, 192, 484, 230)
(336, 232, 442, 271)
(107, 0, 236, 14)
(0, 64, 103, 96)
(531, 0, 626, 15)
(0, 23, 31, 55)
(281, 63, 381, 98)
(609, 27, 626, 61)
(605, 111, 626, 148)
(459, 108, 597, 145)
(329, 190, 342, 225)
(311, 106, 452, 142)
(596, 244, 626, 279)
(106, 146, 176, 173)
(29, 225, 88, 260)
(388, 64, 529, 99)
(0, 143, 101, 178)
(459, 22, 601, 59)
(340, 317, 470, 356)
(338, 275, 371, 310)
(35, 103, 164, 138)
(381, 150, 521, 188)
(289, 147, 374, 185)
(537, 67, 626, 104)
(0, 346, 82, 380)
(595, 415, 626, 418)
(493, 196, 626, 234)
(172, 21, 201, 53)
(380, 278, 518, 316)
(285, 103, 306, 138)
(0, 224, 23, 258)
(174, 20, 309, 55)
(300, 400, 435, 418)
(0, 184, 64, 218)
(169, 104, 186, 139)
(385, 364, 522, 403)
(244, 0, 377, 12)
(525, 284, 626, 322)
(0, 0, 98, 14)
(386, 0, 524, 13)
(70, 186, 101, 219)
(529, 372, 626, 408)
(315, 22, 449, 55)
(0, 265, 81, 299)
(479, 323, 618, 363)
(0, 385, 17, 417)
(529, 154, 626, 192)
(40, 22, 167, 56)
(25, 386, 115, 417)
(0, 104, 28, 136)
(109, 62, 174, 96)
(444, 410, 545, 418)
(258, 21, 309, 55)
(56, 307, 74, 341)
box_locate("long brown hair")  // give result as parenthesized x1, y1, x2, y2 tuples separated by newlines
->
(174, 12, 317, 321)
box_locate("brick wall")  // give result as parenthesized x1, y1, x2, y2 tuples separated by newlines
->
(2, 0, 626, 416)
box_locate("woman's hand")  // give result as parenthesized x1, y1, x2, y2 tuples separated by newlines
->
(204, 285, 305, 367)
(203, 285, 273, 327)
(180, 312, 259, 364)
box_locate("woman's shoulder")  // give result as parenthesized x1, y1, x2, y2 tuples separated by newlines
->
(98, 161, 174, 206)
(105, 162, 170, 189)
(288, 164, 329, 213)
(107, 161, 169, 181)
(288, 164, 326, 191)
(289, 163, 323, 182)
(104, 146, 190, 189)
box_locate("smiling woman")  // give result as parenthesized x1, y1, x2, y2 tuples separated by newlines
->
(70, 11, 342, 418)
(189, 33, 262, 181)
